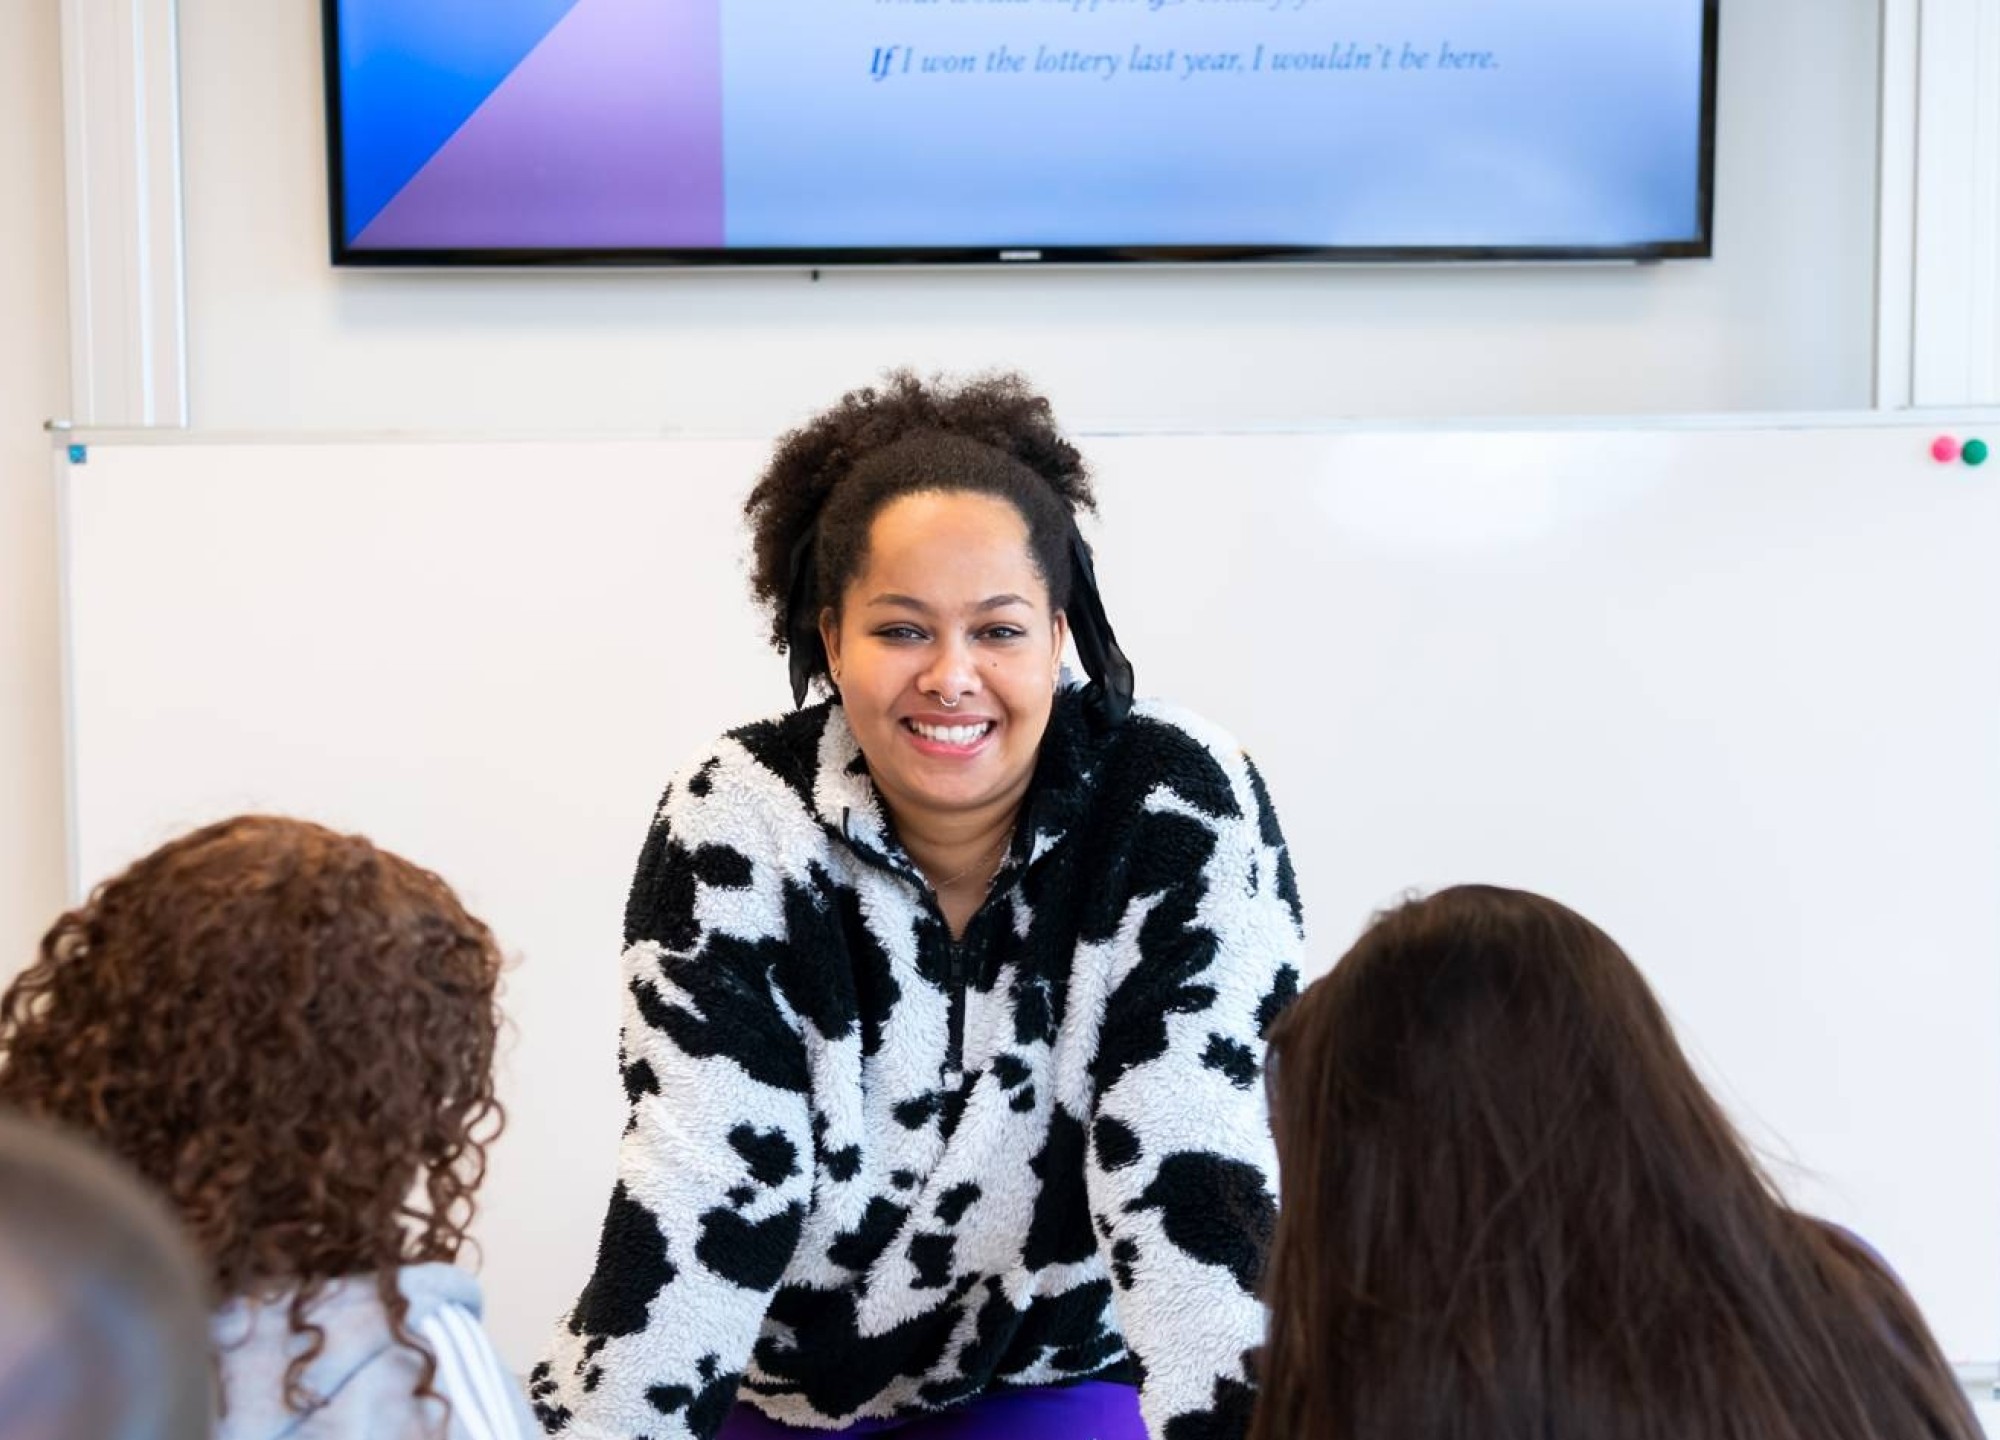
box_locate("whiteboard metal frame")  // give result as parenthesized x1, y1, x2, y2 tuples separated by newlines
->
(51, 443, 85, 906)
(47, 407, 2000, 451)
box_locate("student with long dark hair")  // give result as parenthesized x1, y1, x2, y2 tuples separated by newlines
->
(1253, 884, 1979, 1440)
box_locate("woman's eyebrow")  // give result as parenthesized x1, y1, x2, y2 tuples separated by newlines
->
(865, 593, 1033, 612)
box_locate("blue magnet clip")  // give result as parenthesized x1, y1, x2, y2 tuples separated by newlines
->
(67, 444, 87, 464)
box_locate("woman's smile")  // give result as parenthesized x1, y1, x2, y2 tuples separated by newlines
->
(902, 715, 999, 755)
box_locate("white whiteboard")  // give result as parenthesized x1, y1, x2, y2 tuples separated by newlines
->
(57, 423, 2000, 1372)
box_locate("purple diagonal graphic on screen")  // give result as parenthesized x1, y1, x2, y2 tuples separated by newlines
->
(354, 0, 722, 250)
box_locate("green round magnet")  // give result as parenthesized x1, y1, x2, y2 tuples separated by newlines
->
(1964, 438, 1990, 466)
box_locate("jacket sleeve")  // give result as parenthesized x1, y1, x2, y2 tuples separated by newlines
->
(531, 746, 816, 1439)
(417, 1304, 541, 1440)
(1082, 732, 1304, 1440)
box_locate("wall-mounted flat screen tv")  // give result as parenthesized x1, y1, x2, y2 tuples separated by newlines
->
(323, 0, 1717, 267)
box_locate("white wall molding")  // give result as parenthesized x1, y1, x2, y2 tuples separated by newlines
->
(1874, 0, 1919, 408)
(1895, 0, 2000, 407)
(60, 0, 187, 427)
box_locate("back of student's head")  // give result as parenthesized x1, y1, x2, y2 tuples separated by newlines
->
(0, 1110, 212, 1440)
(1252, 883, 1979, 1440)
(0, 814, 507, 1413)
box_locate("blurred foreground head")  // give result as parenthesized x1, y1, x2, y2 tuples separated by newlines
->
(0, 1110, 211, 1440)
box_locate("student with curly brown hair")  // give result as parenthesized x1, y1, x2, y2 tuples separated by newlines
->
(0, 814, 538, 1440)
(1253, 884, 1981, 1440)
(532, 371, 1305, 1440)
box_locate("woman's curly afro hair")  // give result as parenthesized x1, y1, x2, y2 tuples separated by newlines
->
(0, 814, 506, 1418)
(744, 369, 1097, 691)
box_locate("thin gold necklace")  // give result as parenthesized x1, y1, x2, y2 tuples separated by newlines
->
(930, 835, 1010, 891)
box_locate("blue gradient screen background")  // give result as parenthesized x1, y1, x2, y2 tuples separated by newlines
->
(333, 0, 1711, 255)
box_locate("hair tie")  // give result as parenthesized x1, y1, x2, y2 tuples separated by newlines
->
(1067, 522, 1134, 724)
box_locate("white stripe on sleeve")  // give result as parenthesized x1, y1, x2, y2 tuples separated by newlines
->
(416, 1304, 532, 1440)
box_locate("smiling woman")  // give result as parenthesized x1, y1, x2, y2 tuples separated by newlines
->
(818, 483, 1067, 934)
(531, 372, 1305, 1440)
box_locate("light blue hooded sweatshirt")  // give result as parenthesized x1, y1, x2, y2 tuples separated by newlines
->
(213, 1263, 538, 1440)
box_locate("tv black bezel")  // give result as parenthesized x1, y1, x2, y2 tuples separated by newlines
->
(320, 0, 1719, 269)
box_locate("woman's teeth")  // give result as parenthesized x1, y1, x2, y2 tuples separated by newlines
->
(910, 720, 993, 746)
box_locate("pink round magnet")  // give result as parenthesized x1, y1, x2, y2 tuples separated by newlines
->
(1932, 435, 1961, 463)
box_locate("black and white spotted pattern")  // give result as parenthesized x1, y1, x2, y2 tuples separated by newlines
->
(533, 690, 1304, 1439)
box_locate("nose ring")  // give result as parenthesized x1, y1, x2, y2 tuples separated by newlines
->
(936, 693, 960, 709)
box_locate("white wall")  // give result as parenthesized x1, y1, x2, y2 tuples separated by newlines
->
(176, 0, 1881, 436)
(0, 0, 69, 980)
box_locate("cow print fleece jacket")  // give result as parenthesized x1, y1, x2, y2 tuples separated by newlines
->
(532, 688, 1304, 1440)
